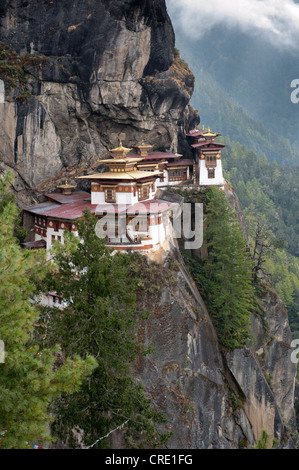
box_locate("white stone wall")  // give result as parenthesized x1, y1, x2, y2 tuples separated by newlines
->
(199, 159, 224, 186)
(155, 170, 169, 187)
(148, 218, 159, 244)
(91, 182, 156, 205)
(116, 189, 139, 205)
(46, 227, 66, 250)
(148, 218, 168, 245)
(91, 190, 106, 205)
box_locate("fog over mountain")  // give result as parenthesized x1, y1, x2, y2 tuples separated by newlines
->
(167, 0, 299, 51)
(167, 0, 299, 164)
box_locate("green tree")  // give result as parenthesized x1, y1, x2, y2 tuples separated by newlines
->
(221, 138, 299, 337)
(0, 172, 96, 449)
(202, 188, 254, 349)
(40, 209, 169, 449)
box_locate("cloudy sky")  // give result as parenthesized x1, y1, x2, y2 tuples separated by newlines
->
(167, 0, 299, 50)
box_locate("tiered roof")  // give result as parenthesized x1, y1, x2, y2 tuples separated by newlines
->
(24, 138, 191, 222)
(77, 139, 162, 183)
(187, 126, 226, 152)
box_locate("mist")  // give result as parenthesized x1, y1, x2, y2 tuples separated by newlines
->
(167, 0, 299, 50)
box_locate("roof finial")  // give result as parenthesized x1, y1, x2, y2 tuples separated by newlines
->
(57, 179, 76, 195)
(109, 140, 132, 158)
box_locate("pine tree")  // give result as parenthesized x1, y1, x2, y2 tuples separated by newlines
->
(0, 172, 96, 449)
(203, 187, 254, 349)
(40, 209, 170, 449)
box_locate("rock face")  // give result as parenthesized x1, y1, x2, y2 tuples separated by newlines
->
(134, 188, 298, 449)
(0, 0, 198, 206)
(1, 1, 297, 449)
(135, 257, 298, 448)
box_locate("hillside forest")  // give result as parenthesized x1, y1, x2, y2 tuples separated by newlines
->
(218, 138, 299, 339)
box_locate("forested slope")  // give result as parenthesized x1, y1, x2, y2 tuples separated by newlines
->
(221, 139, 299, 338)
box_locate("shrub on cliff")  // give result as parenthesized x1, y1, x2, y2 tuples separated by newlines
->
(181, 187, 254, 349)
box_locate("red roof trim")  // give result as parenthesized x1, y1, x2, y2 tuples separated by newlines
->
(167, 159, 194, 167)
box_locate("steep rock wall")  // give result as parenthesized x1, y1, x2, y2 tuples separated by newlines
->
(0, 0, 199, 205)
(134, 188, 298, 449)
(1, 1, 297, 450)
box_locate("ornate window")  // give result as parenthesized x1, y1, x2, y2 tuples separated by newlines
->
(208, 168, 215, 179)
(138, 184, 150, 201)
(135, 216, 148, 232)
(104, 187, 116, 203)
(168, 169, 187, 182)
(205, 155, 217, 167)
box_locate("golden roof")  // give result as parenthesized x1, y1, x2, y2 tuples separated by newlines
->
(109, 140, 132, 157)
(76, 170, 160, 181)
(202, 126, 220, 139)
(100, 157, 143, 164)
(131, 139, 153, 157)
(132, 139, 153, 150)
(57, 179, 76, 189)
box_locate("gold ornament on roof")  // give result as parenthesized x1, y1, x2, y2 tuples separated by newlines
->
(202, 126, 220, 139)
(109, 140, 132, 158)
(132, 138, 153, 157)
(57, 179, 76, 194)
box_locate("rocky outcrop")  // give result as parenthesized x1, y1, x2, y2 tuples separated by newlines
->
(1, 0, 297, 450)
(134, 255, 297, 448)
(134, 189, 298, 449)
(0, 0, 199, 206)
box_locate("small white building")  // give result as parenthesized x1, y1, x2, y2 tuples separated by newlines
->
(35, 291, 68, 310)
(187, 127, 225, 187)
(23, 185, 93, 255)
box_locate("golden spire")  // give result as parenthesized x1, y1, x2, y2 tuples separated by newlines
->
(202, 126, 220, 139)
(57, 179, 76, 195)
(109, 139, 132, 158)
(132, 139, 153, 157)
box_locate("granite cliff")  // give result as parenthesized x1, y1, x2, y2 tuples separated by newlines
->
(0, 0, 198, 205)
(130, 185, 298, 449)
(0, 0, 298, 449)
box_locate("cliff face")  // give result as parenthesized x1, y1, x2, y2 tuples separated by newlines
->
(134, 186, 298, 449)
(0, 0, 198, 205)
(1, 1, 297, 449)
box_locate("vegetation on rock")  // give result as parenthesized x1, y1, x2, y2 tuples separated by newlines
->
(172, 186, 254, 350)
(222, 140, 299, 338)
(38, 209, 170, 449)
(0, 172, 96, 449)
